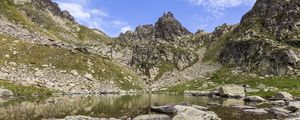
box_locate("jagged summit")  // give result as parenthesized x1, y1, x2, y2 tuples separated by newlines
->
(119, 11, 192, 43)
(162, 11, 174, 18)
(155, 11, 192, 41)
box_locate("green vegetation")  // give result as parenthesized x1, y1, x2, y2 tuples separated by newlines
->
(77, 25, 113, 45)
(161, 68, 300, 97)
(0, 80, 53, 96)
(0, 35, 142, 90)
(154, 61, 175, 81)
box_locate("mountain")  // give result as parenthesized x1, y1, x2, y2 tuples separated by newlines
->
(0, 0, 144, 94)
(0, 0, 299, 95)
(117, 11, 197, 82)
(218, 0, 300, 76)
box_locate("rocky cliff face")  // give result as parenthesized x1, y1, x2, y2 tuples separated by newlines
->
(218, 0, 300, 76)
(118, 12, 196, 81)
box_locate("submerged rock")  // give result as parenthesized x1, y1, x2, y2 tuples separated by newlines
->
(244, 96, 266, 102)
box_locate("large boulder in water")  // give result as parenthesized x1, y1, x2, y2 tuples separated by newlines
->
(173, 105, 220, 120)
(133, 114, 171, 120)
(218, 84, 245, 98)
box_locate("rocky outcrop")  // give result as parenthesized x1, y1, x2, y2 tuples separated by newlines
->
(219, 39, 300, 75)
(218, 0, 300, 76)
(154, 12, 192, 42)
(236, 0, 300, 42)
(31, 0, 75, 22)
(118, 12, 196, 80)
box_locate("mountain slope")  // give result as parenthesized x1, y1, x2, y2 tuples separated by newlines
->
(0, 0, 144, 94)
(218, 0, 300, 76)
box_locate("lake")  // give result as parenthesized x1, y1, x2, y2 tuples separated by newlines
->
(0, 94, 274, 120)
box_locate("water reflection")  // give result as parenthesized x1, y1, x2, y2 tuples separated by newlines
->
(0, 94, 272, 120)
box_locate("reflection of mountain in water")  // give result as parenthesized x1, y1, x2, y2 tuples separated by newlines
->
(0, 95, 217, 119)
(0, 95, 271, 120)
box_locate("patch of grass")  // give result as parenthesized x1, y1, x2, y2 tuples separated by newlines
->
(210, 69, 300, 97)
(161, 68, 300, 97)
(154, 61, 175, 81)
(77, 25, 113, 45)
(0, 80, 54, 96)
(0, 35, 142, 90)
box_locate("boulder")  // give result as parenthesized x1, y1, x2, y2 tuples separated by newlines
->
(192, 105, 209, 111)
(133, 114, 171, 120)
(268, 100, 286, 107)
(151, 105, 176, 114)
(244, 96, 266, 102)
(288, 101, 300, 112)
(218, 84, 245, 98)
(274, 92, 294, 101)
(268, 107, 290, 118)
(64, 115, 100, 120)
(173, 105, 220, 120)
(0, 88, 13, 97)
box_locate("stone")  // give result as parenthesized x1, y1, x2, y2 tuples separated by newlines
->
(64, 115, 100, 120)
(133, 114, 171, 120)
(244, 96, 266, 102)
(231, 105, 257, 110)
(243, 109, 268, 115)
(173, 105, 220, 120)
(84, 74, 94, 80)
(268, 100, 286, 107)
(268, 107, 290, 118)
(192, 105, 209, 111)
(273, 92, 294, 101)
(218, 84, 245, 98)
(288, 101, 300, 112)
(0, 88, 13, 97)
(70, 70, 78, 76)
(150, 105, 176, 114)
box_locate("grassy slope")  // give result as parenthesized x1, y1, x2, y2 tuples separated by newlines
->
(0, 80, 54, 96)
(161, 69, 300, 97)
(0, 0, 113, 45)
(0, 35, 142, 90)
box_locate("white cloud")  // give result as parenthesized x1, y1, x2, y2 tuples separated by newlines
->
(55, 0, 131, 37)
(120, 26, 133, 33)
(58, 2, 91, 19)
(188, 0, 256, 17)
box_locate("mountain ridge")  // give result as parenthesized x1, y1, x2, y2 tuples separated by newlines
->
(0, 0, 299, 94)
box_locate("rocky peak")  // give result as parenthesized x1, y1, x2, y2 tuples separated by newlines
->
(154, 11, 192, 41)
(236, 0, 300, 42)
(31, 0, 75, 22)
(162, 11, 174, 18)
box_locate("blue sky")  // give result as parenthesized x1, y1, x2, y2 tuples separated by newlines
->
(54, 0, 256, 37)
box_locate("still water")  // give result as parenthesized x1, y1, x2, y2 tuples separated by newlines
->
(0, 94, 273, 120)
